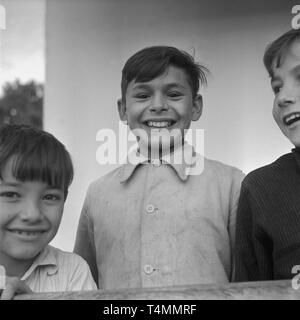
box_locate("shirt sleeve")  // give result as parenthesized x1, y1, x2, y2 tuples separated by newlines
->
(234, 182, 273, 281)
(73, 186, 99, 286)
(67, 254, 98, 291)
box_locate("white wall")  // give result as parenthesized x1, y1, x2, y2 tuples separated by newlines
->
(45, 0, 295, 251)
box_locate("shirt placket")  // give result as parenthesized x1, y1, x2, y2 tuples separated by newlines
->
(140, 163, 174, 287)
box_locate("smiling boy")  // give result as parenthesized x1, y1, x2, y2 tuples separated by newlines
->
(118, 58, 203, 159)
(235, 29, 300, 281)
(0, 125, 96, 299)
(74, 46, 244, 289)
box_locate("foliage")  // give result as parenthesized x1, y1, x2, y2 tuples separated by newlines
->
(0, 80, 43, 129)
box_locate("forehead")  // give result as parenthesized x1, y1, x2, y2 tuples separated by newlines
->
(128, 66, 190, 91)
(0, 158, 36, 186)
(0, 166, 62, 193)
(272, 40, 300, 76)
(0, 157, 16, 180)
(0, 156, 63, 191)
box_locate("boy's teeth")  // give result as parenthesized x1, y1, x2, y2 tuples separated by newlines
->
(11, 230, 43, 236)
(147, 121, 171, 128)
(285, 113, 300, 125)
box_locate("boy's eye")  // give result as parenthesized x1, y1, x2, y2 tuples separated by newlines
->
(272, 85, 281, 94)
(271, 79, 282, 95)
(134, 92, 150, 99)
(0, 192, 20, 200)
(43, 194, 62, 201)
(167, 91, 183, 98)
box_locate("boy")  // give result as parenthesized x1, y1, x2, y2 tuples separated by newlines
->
(234, 29, 300, 281)
(74, 46, 244, 289)
(0, 124, 97, 299)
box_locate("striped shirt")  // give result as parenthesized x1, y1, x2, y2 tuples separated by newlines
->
(21, 245, 97, 292)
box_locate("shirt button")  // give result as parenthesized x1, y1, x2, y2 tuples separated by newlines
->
(152, 159, 162, 167)
(144, 264, 154, 275)
(146, 204, 155, 214)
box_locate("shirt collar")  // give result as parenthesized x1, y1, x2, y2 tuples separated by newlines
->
(21, 245, 58, 281)
(119, 143, 197, 183)
(292, 147, 300, 170)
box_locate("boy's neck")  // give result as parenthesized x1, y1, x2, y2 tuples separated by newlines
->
(139, 140, 185, 160)
(0, 252, 35, 278)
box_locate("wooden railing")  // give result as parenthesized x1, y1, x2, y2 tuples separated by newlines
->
(14, 279, 300, 300)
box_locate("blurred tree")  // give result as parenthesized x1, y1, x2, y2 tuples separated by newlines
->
(0, 79, 43, 129)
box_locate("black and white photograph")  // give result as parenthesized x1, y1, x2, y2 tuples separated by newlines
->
(0, 0, 299, 310)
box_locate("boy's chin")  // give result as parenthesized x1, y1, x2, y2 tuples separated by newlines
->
(287, 135, 300, 149)
(138, 137, 183, 158)
(292, 142, 300, 148)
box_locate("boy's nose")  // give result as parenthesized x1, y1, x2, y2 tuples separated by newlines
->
(20, 201, 43, 222)
(149, 94, 169, 112)
(277, 87, 297, 108)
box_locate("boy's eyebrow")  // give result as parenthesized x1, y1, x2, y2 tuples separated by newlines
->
(0, 181, 22, 187)
(131, 84, 152, 90)
(45, 187, 64, 192)
(0, 180, 63, 190)
(132, 83, 186, 90)
(271, 64, 300, 83)
(164, 83, 186, 90)
(271, 76, 280, 83)
(270, 71, 282, 83)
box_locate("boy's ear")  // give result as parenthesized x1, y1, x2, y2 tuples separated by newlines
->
(117, 99, 128, 123)
(192, 94, 203, 121)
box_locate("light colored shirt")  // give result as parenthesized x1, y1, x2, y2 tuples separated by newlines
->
(74, 144, 244, 289)
(21, 245, 97, 292)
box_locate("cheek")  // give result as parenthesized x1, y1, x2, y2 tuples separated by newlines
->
(0, 203, 19, 227)
(126, 104, 148, 128)
(45, 205, 64, 229)
(0, 216, 9, 233)
(178, 104, 194, 122)
(125, 104, 140, 119)
(55, 206, 64, 224)
(272, 102, 280, 123)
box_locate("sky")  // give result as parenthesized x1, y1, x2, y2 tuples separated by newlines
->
(0, 0, 45, 94)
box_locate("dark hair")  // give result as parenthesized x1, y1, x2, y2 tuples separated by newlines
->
(264, 29, 300, 77)
(0, 124, 73, 199)
(121, 46, 208, 101)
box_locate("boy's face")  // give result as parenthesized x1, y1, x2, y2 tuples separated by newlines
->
(0, 157, 65, 266)
(118, 65, 202, 153)
(272, 40, 300, 147)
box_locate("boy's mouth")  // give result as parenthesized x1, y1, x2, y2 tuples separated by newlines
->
(283, 112, 300, 126)
(144, 120, 176, 128)
(7, 229, 46, 237)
